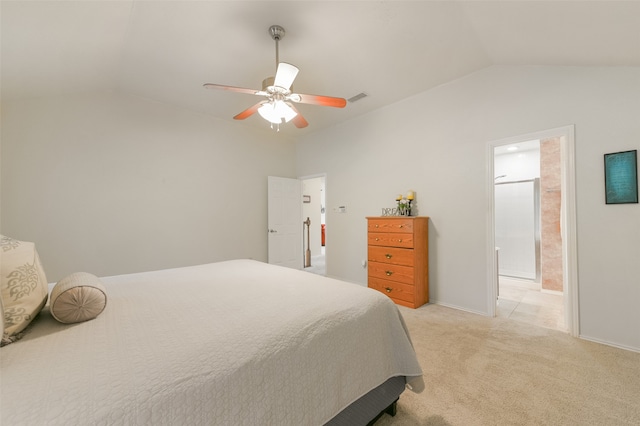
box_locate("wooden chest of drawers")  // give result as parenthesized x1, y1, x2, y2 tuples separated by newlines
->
(367, 216, 429, 308)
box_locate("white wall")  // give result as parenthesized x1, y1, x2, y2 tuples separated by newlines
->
(296, 66, 640, 351)
(1, 93, 296, 281)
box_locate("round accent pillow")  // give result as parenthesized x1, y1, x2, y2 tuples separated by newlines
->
(50, 272, 107, 324)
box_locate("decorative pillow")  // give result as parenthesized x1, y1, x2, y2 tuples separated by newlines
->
(1, 235, 49, 346)
(50, 272, 107, 324)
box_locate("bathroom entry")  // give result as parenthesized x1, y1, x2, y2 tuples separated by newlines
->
(493, 137, 568, 331)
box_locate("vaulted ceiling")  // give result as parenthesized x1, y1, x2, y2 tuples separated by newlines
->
(2, 1, 639, 134)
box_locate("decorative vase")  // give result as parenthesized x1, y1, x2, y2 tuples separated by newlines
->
(398, 206, 410, 216)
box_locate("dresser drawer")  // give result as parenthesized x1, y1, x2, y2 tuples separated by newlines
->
(368, 218, 414, 233)
(368, 246, 414, 267)
(368, 261, 414, 285)
(368, 233, 414, 248)
(369, 277, 415, 304)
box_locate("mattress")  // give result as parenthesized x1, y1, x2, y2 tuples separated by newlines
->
(1, 259, 423, 425)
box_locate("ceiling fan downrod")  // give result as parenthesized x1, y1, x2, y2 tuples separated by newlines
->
(269, 25, 285, 71)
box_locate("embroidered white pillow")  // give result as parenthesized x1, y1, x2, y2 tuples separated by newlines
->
(50, 272, 107, 324)
(1, 235, 49, 346)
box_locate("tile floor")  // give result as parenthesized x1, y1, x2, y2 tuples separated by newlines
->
(496, 276, 566, 331)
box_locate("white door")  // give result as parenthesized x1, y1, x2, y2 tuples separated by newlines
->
(268, 176, 302, 269)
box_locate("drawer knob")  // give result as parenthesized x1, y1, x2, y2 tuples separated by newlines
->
(375, 237, 379, 241)
(375, 224, 379, 228)
(397, 239, 402, 242)
(385, 253, 392, 259)
(399, 225, 404, 228)
(385, 271, 393, 276)
(384, 287, 392, 293)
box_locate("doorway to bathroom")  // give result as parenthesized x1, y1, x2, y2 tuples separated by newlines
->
(488, 126, 578, 336)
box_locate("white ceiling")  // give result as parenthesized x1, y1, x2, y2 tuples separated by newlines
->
(2, 1, 640, 135)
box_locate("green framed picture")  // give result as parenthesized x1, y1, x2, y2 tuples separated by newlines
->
(604, 150, 638, 204)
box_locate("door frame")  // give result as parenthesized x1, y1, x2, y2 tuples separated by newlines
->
(486, 125, 579, 336)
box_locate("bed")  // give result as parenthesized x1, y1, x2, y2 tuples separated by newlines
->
(1, 259, 424, 425)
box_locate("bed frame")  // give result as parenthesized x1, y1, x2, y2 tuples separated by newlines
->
(326, 376, 405, 425)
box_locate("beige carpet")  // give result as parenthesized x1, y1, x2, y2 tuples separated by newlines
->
(376, 304, 640, 426)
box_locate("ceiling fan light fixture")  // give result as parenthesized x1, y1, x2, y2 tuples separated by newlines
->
(258, 100, 297, 124)
(280, 102, 297, 122)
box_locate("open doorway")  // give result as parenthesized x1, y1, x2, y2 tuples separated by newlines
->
(301, 175, 326, 275)
(487, 126, 579, 336)
(494, 139, 565, 330)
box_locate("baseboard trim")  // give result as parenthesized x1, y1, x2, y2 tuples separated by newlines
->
(431, 300, 489, 317)
(578, 334, 640, 354)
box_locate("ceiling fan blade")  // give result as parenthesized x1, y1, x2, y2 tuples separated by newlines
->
(203, 83, 261, 96)
(233, 102, 263, 120)
(289, 104, 308, 128)
(293, 93, 347, 108)
(273, 62, 299, 90)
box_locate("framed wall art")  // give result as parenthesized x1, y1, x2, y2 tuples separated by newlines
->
(604, 150, 638, 204)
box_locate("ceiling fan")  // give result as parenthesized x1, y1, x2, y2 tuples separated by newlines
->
(203, 25, 347, 131)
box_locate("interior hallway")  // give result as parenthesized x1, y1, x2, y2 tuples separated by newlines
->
(304, 246, 326, 276)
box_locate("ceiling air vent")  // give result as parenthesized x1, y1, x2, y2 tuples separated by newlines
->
(347, 92, 368, 103)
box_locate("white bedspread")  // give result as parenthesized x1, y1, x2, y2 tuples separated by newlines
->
(1, 259, 423, 425)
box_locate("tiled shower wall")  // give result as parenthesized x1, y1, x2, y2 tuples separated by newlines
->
(540, 138, 563, 292)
